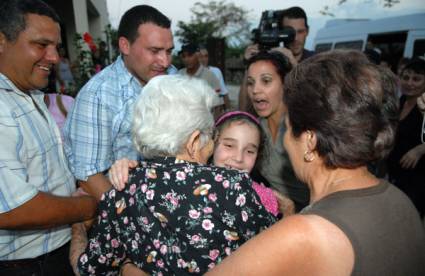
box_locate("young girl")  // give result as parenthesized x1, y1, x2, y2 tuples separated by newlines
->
(109, 111, 288, 217)
(212, 111, 281, 216)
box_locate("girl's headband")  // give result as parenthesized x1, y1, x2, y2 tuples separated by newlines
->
(215, 111, 260, 127)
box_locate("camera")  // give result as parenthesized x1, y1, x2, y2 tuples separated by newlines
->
(252, 10, 295, 50)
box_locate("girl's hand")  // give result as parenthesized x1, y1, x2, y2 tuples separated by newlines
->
(108, 158, 138, 190)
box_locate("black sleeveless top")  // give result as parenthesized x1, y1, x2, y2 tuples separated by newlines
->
(301, 181, 425, 276)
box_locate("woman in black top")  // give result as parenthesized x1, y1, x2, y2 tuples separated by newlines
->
(388, 58, 425, 217)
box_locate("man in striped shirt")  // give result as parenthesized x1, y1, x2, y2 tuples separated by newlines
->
(0, 1, 97, 274)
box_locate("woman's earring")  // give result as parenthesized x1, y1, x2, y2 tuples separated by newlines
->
(304, 150, 315, 162)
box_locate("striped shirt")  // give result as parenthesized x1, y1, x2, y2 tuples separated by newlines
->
(63, 56, 142, 181)
(0, 73, 75, 260)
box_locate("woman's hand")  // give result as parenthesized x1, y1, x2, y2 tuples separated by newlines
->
(69, 222, 88, 276)
(273, 191, 295, 217)
(108, 158, 138, 190)
(417, 92, 425, 113)
(270, 47, 298, 68)
(244, 44, 259, 61)
(400, 144, 425, 169)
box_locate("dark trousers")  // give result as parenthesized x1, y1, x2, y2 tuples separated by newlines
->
(0, 242, 73, 276)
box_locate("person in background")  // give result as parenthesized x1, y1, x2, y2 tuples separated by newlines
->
(387, 58, 425, 219)
(0, 0, 97, 274)
(245, 51, 309, 211)
(71, 75, 276, 275)
(63, 5, 174, 200)
(56, 47, 75, 94)
(178, 43, 223, 117)
(239, 6, 314, 113)
(44, 91, 74, 140)
(206, 49, 425, 276)
(279, 6, 315, 63)
(199, 47, 231, 110)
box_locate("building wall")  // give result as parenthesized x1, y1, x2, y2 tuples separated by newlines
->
(44, 0, 110, 62)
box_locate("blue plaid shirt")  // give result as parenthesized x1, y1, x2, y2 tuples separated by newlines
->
(63, 56, 142, 181)
(0, 74, 74, 259)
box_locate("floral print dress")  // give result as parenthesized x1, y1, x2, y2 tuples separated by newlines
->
(77, 157, 277, 275)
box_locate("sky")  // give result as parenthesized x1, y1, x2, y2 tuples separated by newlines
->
(106, 0, 425, 51)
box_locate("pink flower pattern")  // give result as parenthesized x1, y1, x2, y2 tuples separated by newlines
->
(77, 157, 276, 275)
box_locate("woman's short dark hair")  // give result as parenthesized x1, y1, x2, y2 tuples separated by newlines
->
(0, 0, 60, 42)
(284, 50, 399, 169)
(118, 5, 171, 44)
(246, 51, 292, 83)
(401, 57, 425, 76)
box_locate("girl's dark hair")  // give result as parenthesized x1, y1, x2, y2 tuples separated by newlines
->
(284, 49, 399, 169)
(246, 51, 292, 83)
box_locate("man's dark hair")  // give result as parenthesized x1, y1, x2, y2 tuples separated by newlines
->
(281, 6, 309, 29)
(118, 5, 171, 44)
(0, 0, 60, 42)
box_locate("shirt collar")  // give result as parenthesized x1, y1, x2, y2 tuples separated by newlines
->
(0, 73, 42, 97)
(193, 65, 206, 78)
(115, 55, 143, 92)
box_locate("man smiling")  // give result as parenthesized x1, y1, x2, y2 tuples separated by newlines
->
(0, 0, 97, 274)
(64, 5, 175, 199)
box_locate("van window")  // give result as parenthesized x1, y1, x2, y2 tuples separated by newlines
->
(334, 40, 363, 50)
(413, 39, 425, 58)
(315, 43, 332, 53)
(368, 32, 407, 71)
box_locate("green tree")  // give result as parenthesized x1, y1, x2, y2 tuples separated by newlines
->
(175, 0, 252, 47)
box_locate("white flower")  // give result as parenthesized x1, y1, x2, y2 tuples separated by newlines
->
(176, 171, 186, 180)
(146, 190, 155, 200)
(236, 194, 246, 207)
(189, 209, 201, 219)
(202, 219, 215, 231)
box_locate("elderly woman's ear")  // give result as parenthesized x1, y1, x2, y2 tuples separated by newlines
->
(185, 130, 202, 160)
(177, 130, 213, 164)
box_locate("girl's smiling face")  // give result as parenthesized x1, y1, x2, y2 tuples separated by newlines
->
(213, 121, 260, 173)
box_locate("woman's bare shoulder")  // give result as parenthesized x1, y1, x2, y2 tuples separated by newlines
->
(207, 214, 354, 276)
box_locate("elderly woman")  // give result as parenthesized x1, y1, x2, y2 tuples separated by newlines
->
(205, 50, 425, 275)
(72, 75, 276, 275)
(388, 58, 425, 218)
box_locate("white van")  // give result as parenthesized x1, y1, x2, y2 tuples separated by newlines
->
(313, 13, 425, 69)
